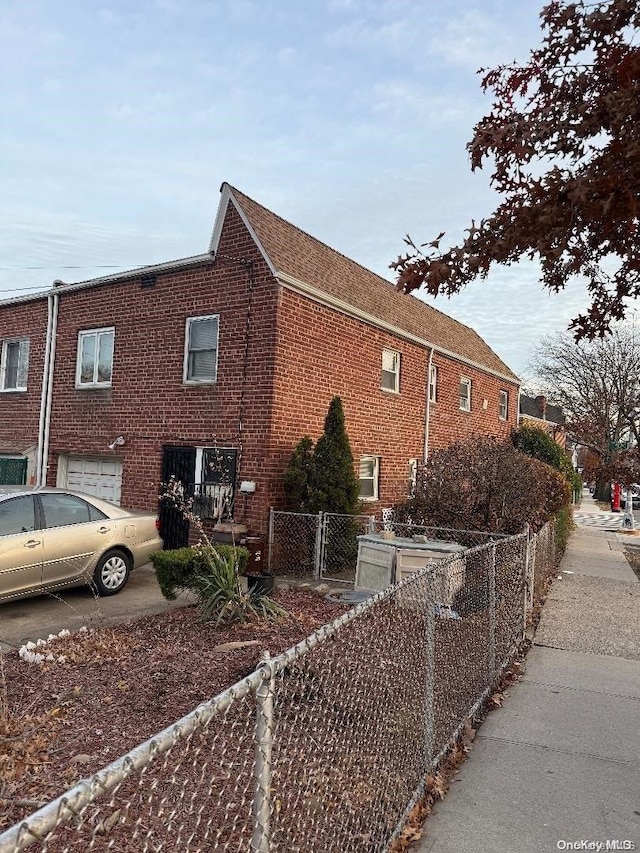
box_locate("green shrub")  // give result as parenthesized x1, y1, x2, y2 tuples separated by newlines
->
(151, 545, 285, 624)
(554, 505, 575, 555)
(192, 548, 286, 625)
(150, 544, 249, 601)
(309, 396, 360, 514)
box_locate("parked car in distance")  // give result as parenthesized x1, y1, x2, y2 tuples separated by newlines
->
(620, 492, 640, 510)
(0, 487, 163, 603)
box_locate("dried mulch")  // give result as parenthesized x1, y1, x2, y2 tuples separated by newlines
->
(0, 589, 349, 833)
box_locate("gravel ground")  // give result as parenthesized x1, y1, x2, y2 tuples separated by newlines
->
(535, 573, 640, 659)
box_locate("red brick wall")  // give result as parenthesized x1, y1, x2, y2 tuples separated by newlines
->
(45, 205, 280, 534)
(0, 297, 48, 476)
(263, 288, 519, 516)
(428, 355, 517, 449)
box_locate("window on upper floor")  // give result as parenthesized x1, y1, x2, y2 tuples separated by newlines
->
(184, 315, 219, 384)
(359, 456, 380, 502)
(381, 348, 400, 393)
(499, 389, 509, 420)
(429, 363, 438, 403)
(460, 377, 472, 412)
(76, 327, 114, 388)
(0, 338, 29, 392)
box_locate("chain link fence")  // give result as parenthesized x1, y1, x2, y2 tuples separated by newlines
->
(267, 510, 512, 582)
(319, 513, 375, 583)
(267, 510, 321, 578)
(530, 521, 557, 612)
(0, 524, 557, 853)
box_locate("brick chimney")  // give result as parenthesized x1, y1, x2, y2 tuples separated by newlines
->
(536, 395, 547, 420)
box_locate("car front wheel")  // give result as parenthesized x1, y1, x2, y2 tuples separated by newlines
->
(92, 550, 131, 596)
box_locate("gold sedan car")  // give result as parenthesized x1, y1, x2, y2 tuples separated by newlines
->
(0, 488, 163, 603)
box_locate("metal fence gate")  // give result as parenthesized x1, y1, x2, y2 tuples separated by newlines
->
(268, 510, 375, 582)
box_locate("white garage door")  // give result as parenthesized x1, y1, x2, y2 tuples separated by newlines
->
(64, 457, 123, 505)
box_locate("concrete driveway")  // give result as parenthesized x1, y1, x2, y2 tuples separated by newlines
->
(0, 564, 193, 653)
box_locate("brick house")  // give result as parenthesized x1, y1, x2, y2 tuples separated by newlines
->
(518, 394, 566, 448)
(0, 183, 520, 545)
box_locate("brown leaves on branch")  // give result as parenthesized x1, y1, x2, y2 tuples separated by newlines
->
(392, 0, 640, 340)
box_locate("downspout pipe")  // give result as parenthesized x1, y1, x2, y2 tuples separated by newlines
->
(424, 348, 434, 463)
(39, 291, 59, 486)
(35, 292, 54, 486)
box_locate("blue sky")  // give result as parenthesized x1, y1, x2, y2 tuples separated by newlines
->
(0, 0, 592, 380)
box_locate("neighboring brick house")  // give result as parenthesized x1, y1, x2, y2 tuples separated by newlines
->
(519, 394, 566, 448)
(0, 183, 520, 544)
(0, 293, 49, 486)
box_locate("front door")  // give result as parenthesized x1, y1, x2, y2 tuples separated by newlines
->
(0, 495, 43, 599)
(159, 446, 196, 550)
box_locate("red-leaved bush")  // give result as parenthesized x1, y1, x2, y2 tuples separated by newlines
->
(394, 435, 570, 534)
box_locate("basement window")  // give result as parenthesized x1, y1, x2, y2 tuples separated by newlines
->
(359, 456, 380, 501)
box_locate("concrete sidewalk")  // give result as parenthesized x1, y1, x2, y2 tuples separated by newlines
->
(417, 507, 640, 852)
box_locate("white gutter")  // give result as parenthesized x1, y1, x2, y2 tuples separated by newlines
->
(424, 348, 434, 462)
(39, 291, 59, 486)
(50, 254, 213, 295)
(35, 292, 55, 486)
(0, 289, 50, 308)
(277, 271, 521, 386)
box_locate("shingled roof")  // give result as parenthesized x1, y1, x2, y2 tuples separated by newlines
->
(519, 394, 566, 425)
(217, 184, 519, 383)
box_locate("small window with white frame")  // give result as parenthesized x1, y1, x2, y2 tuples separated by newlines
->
(429, 363, 437, 403)
(499, 389, 509, 420)
(76, 328, 114, 388)
(184, 315, 219, 383)
(359, 456, 380, 501)
(459, 377, 472, 411)
(0, 338, 29, 391)
(381, 348, 400, 393)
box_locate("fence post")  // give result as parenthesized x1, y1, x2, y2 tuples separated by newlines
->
(488, 543, 496, 683)
(368, 515, 376, 534)
(424, 570, 436, 770)
(523, 524, 531, 637)
(267, 508, 274, 574)
(251, 654, 275, 853)
(313, 512, 323, 580)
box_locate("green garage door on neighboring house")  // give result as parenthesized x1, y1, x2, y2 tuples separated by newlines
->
(0, 457, 28, 485)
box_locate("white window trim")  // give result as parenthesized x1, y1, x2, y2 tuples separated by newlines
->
(380, 348, 400, 394)
(359, 455, 380, 502)
(183, 314, 220, 385)
(499, 389, 509, 420)
(0, 338, 29, 392)
(429, 363, 437, 403)
(75, 327, 115, 389)
(460, 377, 472, 412)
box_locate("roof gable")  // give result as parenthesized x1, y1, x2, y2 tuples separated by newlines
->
(211, 183, 519, 383)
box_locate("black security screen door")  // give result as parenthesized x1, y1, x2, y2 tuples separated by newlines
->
(159, 446, 196, 550)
